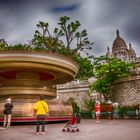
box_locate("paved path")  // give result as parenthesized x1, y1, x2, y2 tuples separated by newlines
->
(0, 119, 140, 140)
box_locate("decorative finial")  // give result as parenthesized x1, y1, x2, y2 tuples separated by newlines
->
(129, 43, 131, 49)
(116, 29, 120, 37)
(107, 46, 110, 52)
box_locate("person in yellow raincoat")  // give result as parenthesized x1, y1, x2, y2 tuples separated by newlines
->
(34, 95, 49, 135)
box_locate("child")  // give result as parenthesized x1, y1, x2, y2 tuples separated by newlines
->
(95, 102, 100, 123)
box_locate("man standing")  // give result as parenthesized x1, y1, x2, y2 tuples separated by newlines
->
(34, 95, 49, 135)
(3, 98, 14, 128)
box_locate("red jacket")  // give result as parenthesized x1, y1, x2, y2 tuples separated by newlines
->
(95, 104, 100, 112)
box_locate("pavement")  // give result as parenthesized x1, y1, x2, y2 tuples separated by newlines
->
(0, 119, 140, 140)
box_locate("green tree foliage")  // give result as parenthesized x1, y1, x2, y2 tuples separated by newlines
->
(0, 16, 93, 58)
(75, 56, 94, 78)
(0, 39, 8, 50)
(83, 96, 95, 112)
(32, 16, 93, 57)
(91, 56, 134, 100)
(8, 44, 32, 51)
(68, 97, 80, 114)
(32, 16, 94, 79)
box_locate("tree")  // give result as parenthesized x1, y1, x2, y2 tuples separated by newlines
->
(32, 16, 94, 79)
(68, 97, 80, 114)
(91, 56, 134, 100)
(0, 39, 8, 50)
(75, 56, 94, 78)
(32, 16, 93, 57)
(83, 95, 95, 112)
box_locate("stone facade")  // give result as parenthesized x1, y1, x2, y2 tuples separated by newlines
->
(56, 79, 93, 109)
(57, 76, 140, 107)
(112, 76, 140, 106)
(106, 30, 140, 64)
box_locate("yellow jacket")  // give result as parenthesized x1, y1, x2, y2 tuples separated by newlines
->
(34, 100, 49, 115)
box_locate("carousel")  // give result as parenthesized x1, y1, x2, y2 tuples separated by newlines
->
(0, 51, 79, 122)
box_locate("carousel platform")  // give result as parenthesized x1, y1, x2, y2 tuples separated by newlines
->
(0, 115, 72, 123)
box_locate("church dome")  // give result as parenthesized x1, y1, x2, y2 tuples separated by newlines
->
(112, 30, 128, 52)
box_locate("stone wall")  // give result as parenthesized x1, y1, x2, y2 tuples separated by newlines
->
(57, 76, 140, 107)
(112, 76, 140, 106)
(56, 79, 91, 109)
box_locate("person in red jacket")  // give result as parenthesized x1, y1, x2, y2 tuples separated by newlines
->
(95, 102, 100, 123)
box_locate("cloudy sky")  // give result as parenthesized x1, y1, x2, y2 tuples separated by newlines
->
(0, 0, 140, 57)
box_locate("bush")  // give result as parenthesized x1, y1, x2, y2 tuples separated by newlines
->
(118, 105, 137, 118)
(83, 94, 95, 112)
(80, 110, 92, 118)
(67, 97, 80, 114)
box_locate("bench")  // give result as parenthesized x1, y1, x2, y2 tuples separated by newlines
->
(127, 111, 136, 118)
